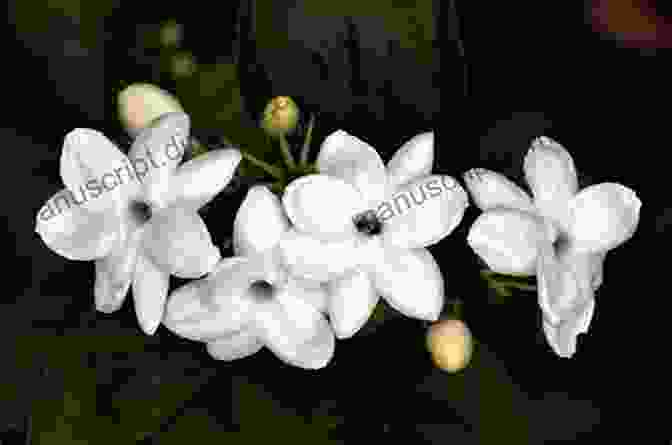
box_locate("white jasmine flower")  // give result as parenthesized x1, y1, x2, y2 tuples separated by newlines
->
(464, 136, 641, 357)
(280, 130, 469, 338)
(35, 112, 241, 335)
(163, 185, 335, 369)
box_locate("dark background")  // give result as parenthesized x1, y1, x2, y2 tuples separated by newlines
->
(2, 0, 669, 443)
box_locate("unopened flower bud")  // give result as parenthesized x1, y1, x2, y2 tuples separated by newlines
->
(426, 318, 473, 373)
(261, 96, 299, 136)
(118, 83, 184, 136)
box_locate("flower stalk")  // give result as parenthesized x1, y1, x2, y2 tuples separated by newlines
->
(299, 113, 315, 167)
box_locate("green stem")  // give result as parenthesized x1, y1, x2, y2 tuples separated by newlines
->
(278, 134, 297, 169)
(488, 279, 537, 292)
(240, 151, 284, 180)
(480, 269, 534, 280)
(299, 113, 315, 167)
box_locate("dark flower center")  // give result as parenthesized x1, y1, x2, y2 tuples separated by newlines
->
(129, 200, 152, 224)
(553, 232, 570, 256)
(353, 209, 383, 236)
(250, 280, 275, 301)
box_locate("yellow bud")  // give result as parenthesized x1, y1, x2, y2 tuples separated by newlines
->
(426, 318, 473, 373)
(118, 83, 184, 135)
(261, 96, 299, 136)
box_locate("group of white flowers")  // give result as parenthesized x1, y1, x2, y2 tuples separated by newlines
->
(35, 85, 641, 370)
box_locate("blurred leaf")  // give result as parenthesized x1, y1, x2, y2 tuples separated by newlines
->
(299, 0, 435, 66)
(231, 375, 342, 444)
(175, 62, 277, 165)
(150, 407, 241, 443)
(236, 0, 439, 154)
(417, 338, 534, 444)
(110, 348, 218, 442)
(21, 316, 217, 443)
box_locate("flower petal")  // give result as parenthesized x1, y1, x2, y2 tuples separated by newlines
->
(143, 206, 221, 278)
(327, 268, 379, 338)
(94, 227, 143, 313)
(206, 329, 264, 361)
(128, 112, 189, 207)
(567, 183, 641, 253)
(254, 288, 335, 369)
(234, 185, 290, 257)
(466, 208, 544, 275)
(368, 244, 443, 321)
(462, 168, 535, 213)
(60, 128, 133, 213)
(132, 253, 170, 335)
(292, 279, 329, 313)
(170, 148, 241, 211)
(523, 136, 578, 229)
(316, 130, 387, 207)
(589, 251, 606, 290)
(278, 228, 360, 283)
(282, 174, 366, 241)
(536, 235, 584, 326)
(386, 132, 434, 191)
(542, 298, 594, 358)
(380, 175, 468, 249)
(35, 189, 120, 261)
(163, 257, 257, 341)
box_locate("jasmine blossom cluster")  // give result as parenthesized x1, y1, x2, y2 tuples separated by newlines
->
(35, 83, 641, 371)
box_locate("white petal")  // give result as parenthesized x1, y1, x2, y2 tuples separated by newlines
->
(523, 136, 578, 230)
(327, 268, 379, 338)
(234, 185, 290, 257)
(143, 206, 221, 279)
(381, 175, 468, 249)
(206, 329, 264, 361)
(60, 128, 133, 212)
(316, 130, 387, 208)
(94, 227, 143, 313)
(128, 112, 189, 207)
(589, 251, 606, 290)
(466, 208, 544, 275)
(567, 183, 641, 253)
(368, 244, 443, 321)
(283, 276, 329, 314)
(170, 148, 241, 211)
(278, 228, 359, 283)
(282, 174, 366, 241)
(462, 168, 534, 213)
(536, 235, 586, 326)
(35, 189, 120, 261)
(386, 132, 434, 191)
(254, 289, 335, 369)
(132, 253, 170, 335)
(163, 257, 257, 341)
(542, 298, 594, 358)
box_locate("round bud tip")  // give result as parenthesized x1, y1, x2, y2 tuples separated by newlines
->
(426, 318, 473, 373)
(261, 96, 299, 136)
(118, 83, 184, 136)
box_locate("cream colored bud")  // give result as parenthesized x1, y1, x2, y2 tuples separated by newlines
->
(261, 96, 299, 136)
(426, 318, 473, 373)
(118, 83, 184, 135)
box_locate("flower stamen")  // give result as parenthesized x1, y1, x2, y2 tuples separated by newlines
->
(249, 280, 275, 301)
(353, 210, 383, 236)
(129, 200, 152, 224)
